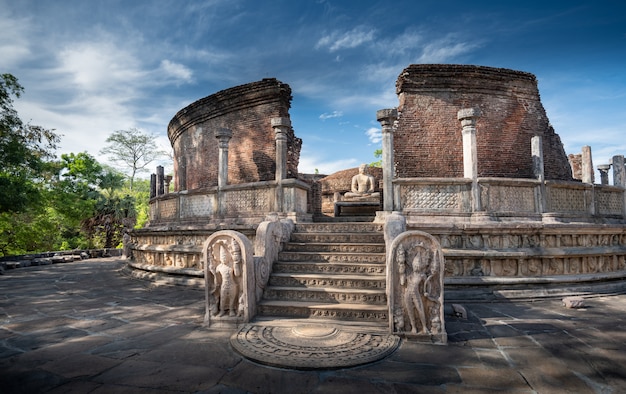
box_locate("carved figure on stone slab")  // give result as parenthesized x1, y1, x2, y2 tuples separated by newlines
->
(211, 242, 241, 317)
(388, 230, 446, 343)
(344, 164, 379, 200)
(402, 245, 429, 334)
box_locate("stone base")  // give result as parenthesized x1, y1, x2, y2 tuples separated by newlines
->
(230, 322, 400, 370)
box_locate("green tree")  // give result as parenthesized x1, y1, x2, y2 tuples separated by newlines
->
(0, 74, 61, 256)
(100, 128, 165, 191)
(370, 148, 382, 168)
(0, 74, 60, 213)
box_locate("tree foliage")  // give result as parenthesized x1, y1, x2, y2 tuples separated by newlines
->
(370, 148, 383, 168)
(0, 74, 60, 214)
(100, 128, 165, 190)
(0, 74, 147, 256)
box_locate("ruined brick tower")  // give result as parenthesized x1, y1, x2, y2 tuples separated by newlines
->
(167, 78, 302, 192)
(394, 64, 572, 180)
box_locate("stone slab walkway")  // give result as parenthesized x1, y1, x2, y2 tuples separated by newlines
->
(1, 258, 625, 393)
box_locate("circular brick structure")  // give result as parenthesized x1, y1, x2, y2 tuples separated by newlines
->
(394, 64, 572, 180)
(167, 79, 302, 192)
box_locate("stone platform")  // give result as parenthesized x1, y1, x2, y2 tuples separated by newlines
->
(1, 257, 626, 393)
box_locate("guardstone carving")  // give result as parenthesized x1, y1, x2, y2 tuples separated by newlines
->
(388, 230, 446, 343)
(203, 230, 255, 327)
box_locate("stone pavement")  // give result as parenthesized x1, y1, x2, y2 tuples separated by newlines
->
(0, 258, 625, 393)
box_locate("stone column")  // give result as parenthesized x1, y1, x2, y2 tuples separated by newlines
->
(458, 108, 481, 211)
(612, 155, 625, 187)
(531, 136, 546, 213)
(150, 173, 156, 199)
(597, 164, 611, 185)
(215, 128, 233, 188)
(271, 117, 291, 212)
(377, 108, 398, 211)
(156, 166, 165, 196)
(271, 117, 290, 181)
(581, 146, 594, 184)
(164, 175, 172, 194)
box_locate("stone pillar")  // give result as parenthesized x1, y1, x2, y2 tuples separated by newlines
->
(271, 117, 290, 181)
(531, 136, 546, 213)
(150, 173, 156, 199)
(597, 164, 611, 185)
(612, 155, 625, 187)
(215, 128, 233, 188)
(458, 108, 481, 211)
(613, 155, 626, 219)
(377, 108, 398, 212)
(156, 166, 164, 196)
(164, 175, 172, 194)
(271, 117, 291, 212)
(581, 146, 594, 184)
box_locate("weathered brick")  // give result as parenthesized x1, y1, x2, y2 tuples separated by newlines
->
(394, 65, 572, 181)
(168, 79, 301, 191)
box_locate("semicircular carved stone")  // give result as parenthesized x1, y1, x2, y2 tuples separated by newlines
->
(202, 230, 255, 327)
(387, 230, 447, 343)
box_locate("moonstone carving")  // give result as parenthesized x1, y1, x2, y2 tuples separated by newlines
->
(388, 230, 446, 343)
(203, 230, 255, 327)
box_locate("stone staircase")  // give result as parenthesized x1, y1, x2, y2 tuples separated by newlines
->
(256, 222, 389, 328)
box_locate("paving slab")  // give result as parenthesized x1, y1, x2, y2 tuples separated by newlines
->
(0, 257, 625, 393)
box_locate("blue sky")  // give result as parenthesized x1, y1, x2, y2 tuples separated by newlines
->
(1, 0, 625, 178)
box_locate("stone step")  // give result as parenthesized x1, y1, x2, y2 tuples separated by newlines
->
(278, 251, 385, 264)
(282, 242, 386, 254)
(290, 232, 385, 244)
(257, 300, 389, 323)
(272, 261, 386, 275)
(262, 286, 387, 305)
(313, 215, 376, 223)
(268, 273, 385, 289)
(294, 222, 383, 234)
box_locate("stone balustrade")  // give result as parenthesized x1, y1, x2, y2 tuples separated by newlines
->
(394, 177, 624, 223)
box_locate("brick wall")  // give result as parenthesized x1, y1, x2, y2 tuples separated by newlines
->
(168, 79, 301, 191)
(394, 65, 572, 181)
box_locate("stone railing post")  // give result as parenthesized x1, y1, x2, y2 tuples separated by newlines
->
(531, 136, 546, 213)
(156, 166, 165, 196)
(271, 117, 291, 212)
(612, 155, 626, 219)
(150, 173, 156, 199)
(458, 108, 481, 211)
(164, 175, 172, 194)
(215, 128, 233, 188)
(581, 146, 594, 184)
(377, 108, 398, 211)
(597, 164, 611, 185)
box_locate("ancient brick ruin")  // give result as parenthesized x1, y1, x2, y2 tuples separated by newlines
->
(129, 65, 626, 341)
(168, 78, 301, 191)
(394, 65, 572, 180)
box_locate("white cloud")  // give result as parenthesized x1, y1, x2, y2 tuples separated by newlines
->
(319, 111, 343, 120)
(57, 41, 146, 94)
(0, 14, 32, 69)
(365, 127, 381, 144)
(298, 154, 359, 175)
(418, 35, 479, 63)
(316, 26, 376, 52)
(159, 59, 193, 83)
